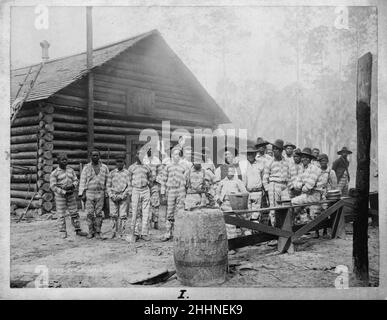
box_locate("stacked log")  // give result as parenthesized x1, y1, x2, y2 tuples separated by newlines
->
(37, 103, 55, 213)
(10, 102, 40, 213)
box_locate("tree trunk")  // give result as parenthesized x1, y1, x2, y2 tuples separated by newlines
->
(353, 52, 372, 285)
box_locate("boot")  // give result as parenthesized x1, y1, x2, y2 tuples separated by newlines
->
(60, 231, 68, 239)
(161, 220, 173, 241)
(75, 230, 88, 237)
(141, 235, 151, 242)
(87, 215, 95, 239)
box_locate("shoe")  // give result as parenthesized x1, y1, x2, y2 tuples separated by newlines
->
(125, 234, 137, 243)
(141, 235, 151, 242)
(86, 233, 94, 239)
(60, 232, 68, 239)
(153, 222, 159, 230)
(267, 240, 278, 247)
(94, 233, 105, 240)
(160, 234, 172, 242)
(75, 230, 88, 237)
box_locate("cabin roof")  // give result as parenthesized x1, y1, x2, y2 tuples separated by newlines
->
(11, 29, 230, 124)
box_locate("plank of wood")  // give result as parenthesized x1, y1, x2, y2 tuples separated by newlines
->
(228, 233, 276, 250)
(224, 215, 293, 238)
(331, 207, 345, 239)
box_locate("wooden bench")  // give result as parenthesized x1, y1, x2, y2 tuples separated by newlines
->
(224, 198, 349, 254)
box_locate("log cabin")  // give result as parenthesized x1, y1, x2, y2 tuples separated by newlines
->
(10, 29, 230, 214)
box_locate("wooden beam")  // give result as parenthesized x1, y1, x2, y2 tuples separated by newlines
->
(228, 233, 277, 250)
(224, 215, 292, 238)
(353, 52, 372, 285)
(86, 6, 94, 158)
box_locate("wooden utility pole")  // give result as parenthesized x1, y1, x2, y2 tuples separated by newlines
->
(86, 6, 94, 157)
(353, 52, 372, 285)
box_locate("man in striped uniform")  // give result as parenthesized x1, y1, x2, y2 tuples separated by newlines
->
(311, 148, 321, 168)
(107, 154, 130, 239)
(79, 149, 110, 240)
(288, 148, 304, 199)
(50, 153, 88, 239)
(291, 148, 322, 222)
(127, 150, 153, 243)
(160, 147, 187, 241)
(283, 141, 296, 165)
(263, 139, 291, 228)
(143, 146, 162, 230)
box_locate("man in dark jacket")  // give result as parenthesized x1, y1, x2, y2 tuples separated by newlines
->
(332, 147, 352, 196)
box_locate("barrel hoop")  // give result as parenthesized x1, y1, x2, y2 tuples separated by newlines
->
(175, 256, 227, 268)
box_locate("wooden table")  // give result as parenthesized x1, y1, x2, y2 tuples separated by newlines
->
(224, 198, 350, 254)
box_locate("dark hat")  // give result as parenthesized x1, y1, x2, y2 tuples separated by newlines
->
(317, 153, 329, 162)
(337, 147, 352, 155)
(284, 141, 296, 149)
(299, 147, 317, 160)
(116, 153, 126, 161)
(219, 145, 239, 156)
(255, 137, 269, 148)
(293, 148, 301, 155)
(270, 139, 285, 150)
(246, 144, 259, 153)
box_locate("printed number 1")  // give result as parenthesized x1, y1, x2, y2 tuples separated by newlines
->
(334, 265, 349, 289)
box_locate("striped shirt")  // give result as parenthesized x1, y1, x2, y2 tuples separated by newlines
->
(296, 163, 322, 193)
(289, 162, 304, 189)
(107, 168, 130, 198)
(243, 161, 264, 191)
(79, 162, 109, 196)
(128, 163, 152, 192)
(50, 167, 78, 196)
(263, 157, 291, 189)
(160, 162, 187, 194)
(317, 167, 337, 196)
(284, 155, 295, 165)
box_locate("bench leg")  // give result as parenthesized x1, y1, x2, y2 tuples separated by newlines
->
(277, 208, 295, 254)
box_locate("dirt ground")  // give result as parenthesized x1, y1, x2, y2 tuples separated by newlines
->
(10, 207, 379, 289)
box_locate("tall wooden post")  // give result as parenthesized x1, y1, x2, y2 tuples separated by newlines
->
(353, 52, 372, 285)
(86, 6, 94, 157)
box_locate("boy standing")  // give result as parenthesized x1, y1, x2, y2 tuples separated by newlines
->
(107, 154, 130, 239)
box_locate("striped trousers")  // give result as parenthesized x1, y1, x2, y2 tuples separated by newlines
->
(267, 182, 288, 227)
(54, 192, 81, 233)
(131, 187, 150, 236)
(150, 183, 161, 223)
(166, 187, 186, 222)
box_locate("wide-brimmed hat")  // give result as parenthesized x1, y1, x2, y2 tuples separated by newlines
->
(293, 148, 301, 156)
(255, 137, 269, 148)
(246, 144, 259, 153)
(317, 153, 329, 162)
(284, 141, 296, 149)
(219, 145, 239, 156)
(337, 147, 352, 155)
(298, 147, 317, 160)
(270, 139, 285, 150)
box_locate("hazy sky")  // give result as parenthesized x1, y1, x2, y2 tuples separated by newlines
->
(11, 5, 354, 98)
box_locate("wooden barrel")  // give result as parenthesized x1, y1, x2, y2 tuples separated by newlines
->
(173, 208, 228, 286)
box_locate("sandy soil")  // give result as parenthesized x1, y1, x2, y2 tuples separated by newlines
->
(10, 207, 379, 289)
